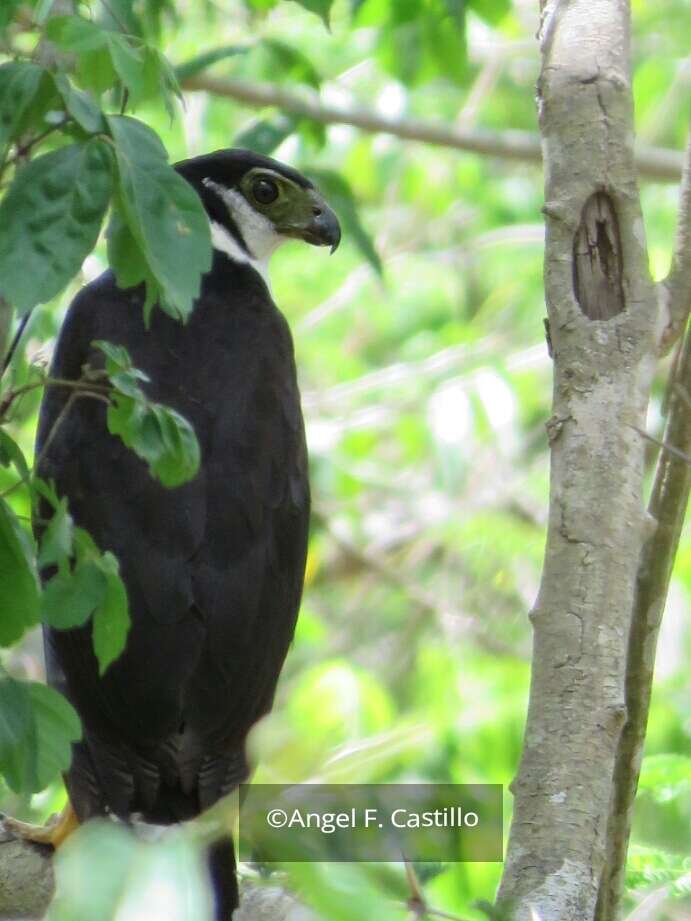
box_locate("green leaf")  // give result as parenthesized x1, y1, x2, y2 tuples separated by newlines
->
(75, 48, 118, 96)
(0, 429, 30, 481)
(0, 62, 45, 151)
(51, 73, 105, 134)
(0, 498, 40, 646)
(0, 677, 34, 792)
(290, 0, 334, 27)
(92, 552, 130, 674)
(106, 203, 162, 322)
(107, 34, 149, 106)
(94, 339, 150, 396)
(261, 39, 321, 88)
(28, 683, 81, 790)
(0, 678, 80, 794)
(107, 394, 201, 487)
(45, 15, 110, 52)
(38, 499, 74, 568)
(108, 115, 212, 321)
(98, 0, 144, 36)
(45, 17, 119, 94)
(151, 404, 201, 486)
(94, 341, 201, 487)
(234, 115, 298, 155)
(175, 46, 248, 82)
(41, 560, 108, 629)
(306, 169, 383, 275)
(0, 140, 114, 314)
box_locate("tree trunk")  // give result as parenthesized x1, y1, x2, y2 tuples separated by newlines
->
(496, 1, 661, 918)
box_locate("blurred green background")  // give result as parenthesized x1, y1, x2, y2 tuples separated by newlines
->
(1, 0, 689, 918)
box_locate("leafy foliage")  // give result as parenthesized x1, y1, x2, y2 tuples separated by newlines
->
(96, 340, 201, 486)
(48, 821, 213, 921)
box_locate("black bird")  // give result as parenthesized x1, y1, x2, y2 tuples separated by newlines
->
(28, 150, 340, 918)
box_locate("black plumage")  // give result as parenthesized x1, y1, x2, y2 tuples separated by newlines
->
(34, 150, 340, 918)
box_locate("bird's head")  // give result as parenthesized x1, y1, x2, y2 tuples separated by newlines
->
(175, 149, 341, 268)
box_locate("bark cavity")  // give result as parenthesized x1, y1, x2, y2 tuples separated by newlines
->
(573, 192, 625, 320)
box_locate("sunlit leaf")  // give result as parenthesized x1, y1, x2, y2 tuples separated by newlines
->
(48, 823, 213, 921)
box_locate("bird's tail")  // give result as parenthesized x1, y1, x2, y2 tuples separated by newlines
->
(208, 835, 239, 921)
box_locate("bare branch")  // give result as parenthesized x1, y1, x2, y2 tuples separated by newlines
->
(181, 75, 684, 183)
(659, 130, 691, 350)
(596, 330, 691, 920)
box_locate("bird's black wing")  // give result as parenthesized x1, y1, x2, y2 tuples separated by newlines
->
(38, 263, 309, 820)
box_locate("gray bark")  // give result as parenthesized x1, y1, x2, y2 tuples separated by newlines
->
(0, 833, 53, 920)
(496, 1, 660, 919)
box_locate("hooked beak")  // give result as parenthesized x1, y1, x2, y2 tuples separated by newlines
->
(303, 199, 341, 253)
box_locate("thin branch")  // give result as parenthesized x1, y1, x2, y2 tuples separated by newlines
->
(0, 119, 71, 181)
(595, 328, 691, 919)
(180, 74, 685, 183)
(628, 423, 691, 465)
(660, 129, 691, 350)
(0, 373, 111, 423)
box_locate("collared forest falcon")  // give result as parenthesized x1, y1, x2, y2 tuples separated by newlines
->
(32, 150, 340, 919)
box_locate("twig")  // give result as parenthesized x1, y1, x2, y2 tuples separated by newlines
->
(180, 74, 685, 183)
(398, 860, 473, 921)
(659, 129, 691, 351)
(2, 311, 32, 377)
(0, 382, 110, 500)
(627, 423, 691, 465)
(0, 374, 111, 422)
(0, 119, 71, 180)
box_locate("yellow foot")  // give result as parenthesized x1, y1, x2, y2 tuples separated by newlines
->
(2, 801, 79, 848)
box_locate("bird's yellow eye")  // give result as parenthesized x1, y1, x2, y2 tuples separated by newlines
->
(252, 177, 279, 204)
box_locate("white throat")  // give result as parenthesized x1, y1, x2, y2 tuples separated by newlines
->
(209, 221, 271, 287)
(203, 178, 288, 288)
